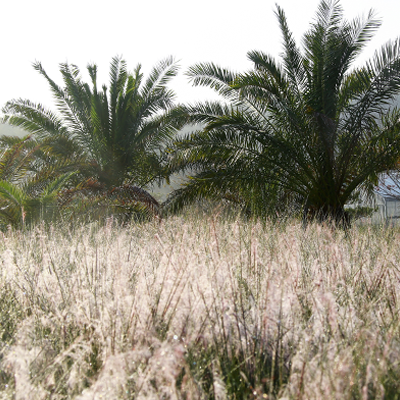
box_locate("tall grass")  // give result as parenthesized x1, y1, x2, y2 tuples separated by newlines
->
(1, 215, 400, 399)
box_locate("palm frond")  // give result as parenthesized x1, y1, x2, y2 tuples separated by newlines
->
(142, 56, 179, 100)
(275, 4, 306, 95)
(2, 99, 69, 138)
(186, 62, 238, 99)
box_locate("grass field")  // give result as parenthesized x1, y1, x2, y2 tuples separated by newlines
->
(1, 214, 400, 399)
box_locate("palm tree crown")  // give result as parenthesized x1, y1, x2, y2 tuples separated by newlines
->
(168, 0, 400, 224)
(3, 56, 181, 218)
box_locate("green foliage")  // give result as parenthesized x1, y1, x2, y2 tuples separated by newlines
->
(0, 135, 76, 229)
(0, 173, 75, 228)
(169, 0, 400, 225)
(345, 205, 377, 220)
(2, 57, 183, 221)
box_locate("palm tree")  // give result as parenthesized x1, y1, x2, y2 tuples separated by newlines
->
(168, 0, 400, 225)
(2, 56, 181, 219)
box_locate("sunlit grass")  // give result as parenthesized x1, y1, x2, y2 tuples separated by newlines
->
(1, 215, 400, 399)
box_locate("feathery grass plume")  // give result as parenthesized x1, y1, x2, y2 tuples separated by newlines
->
(0, 216, 400, 398)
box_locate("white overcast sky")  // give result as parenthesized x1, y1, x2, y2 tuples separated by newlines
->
(0, 0, 399, 113)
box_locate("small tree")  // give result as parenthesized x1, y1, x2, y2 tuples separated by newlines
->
(0, 135, 74, 228)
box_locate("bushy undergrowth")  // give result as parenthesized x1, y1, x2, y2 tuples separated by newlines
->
(0, 215, 400, 399)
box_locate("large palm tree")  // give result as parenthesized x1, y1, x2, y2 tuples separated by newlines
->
(168, 0, 400, 225)
(2, 56, 181, 219)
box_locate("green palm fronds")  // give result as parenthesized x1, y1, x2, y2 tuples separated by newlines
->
(0, 172, 75, 229)
(3, 57, 183, 220)
(168, 0, 400, 225)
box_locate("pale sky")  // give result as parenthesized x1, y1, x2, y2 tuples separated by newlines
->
(1, 0, 399, 114)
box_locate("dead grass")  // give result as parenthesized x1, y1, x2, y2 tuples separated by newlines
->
(1, 215, 400, 399)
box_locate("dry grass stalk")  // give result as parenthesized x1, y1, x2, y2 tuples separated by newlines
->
(0, 217, 399, 399)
